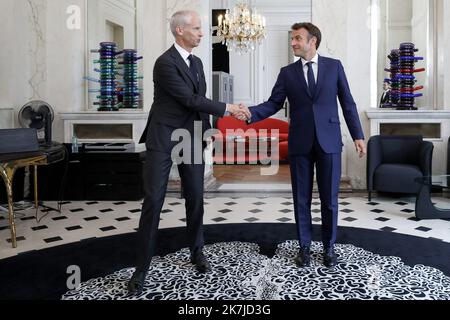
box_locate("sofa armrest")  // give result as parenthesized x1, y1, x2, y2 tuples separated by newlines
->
(418, 141, 433, 176)
(367, 136, 383, 191)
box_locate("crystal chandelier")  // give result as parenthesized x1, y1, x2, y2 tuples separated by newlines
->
(217, 2, 266, 54)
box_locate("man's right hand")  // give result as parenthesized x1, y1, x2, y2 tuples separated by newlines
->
(226, 104, 251, 121)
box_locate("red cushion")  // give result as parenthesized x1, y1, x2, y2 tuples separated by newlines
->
(216, 116, 289, 133)
(216, 116, 248, 133)
(248, 118, 289, 133)
(213, 116, 289, 163)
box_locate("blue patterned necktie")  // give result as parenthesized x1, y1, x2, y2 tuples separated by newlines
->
(188, 54, 199, 84)
(306, 61, 316, 97)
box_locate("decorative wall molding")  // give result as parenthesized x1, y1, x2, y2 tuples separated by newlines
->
(86, 0, 138, 110)
(104, 0, 136, 15)
(229, 0, 311, 107)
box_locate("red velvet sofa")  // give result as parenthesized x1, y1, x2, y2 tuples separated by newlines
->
(213, 116, 289, 164)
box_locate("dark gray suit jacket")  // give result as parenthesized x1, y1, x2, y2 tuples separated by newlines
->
(140, 45, 226, 153)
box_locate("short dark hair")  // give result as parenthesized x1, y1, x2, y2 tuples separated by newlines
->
(291, 22, 321, 50)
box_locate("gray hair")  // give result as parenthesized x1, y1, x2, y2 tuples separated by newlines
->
(170, 10, 198, 37)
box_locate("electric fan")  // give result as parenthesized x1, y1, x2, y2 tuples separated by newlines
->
(18, 100, 54, 146)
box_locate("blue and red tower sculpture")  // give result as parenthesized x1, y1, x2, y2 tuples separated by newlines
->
(85, 42, 143, 111)
(382, 42, 425, 110)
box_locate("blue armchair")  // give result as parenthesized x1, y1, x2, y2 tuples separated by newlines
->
(367, 135, 433, 202)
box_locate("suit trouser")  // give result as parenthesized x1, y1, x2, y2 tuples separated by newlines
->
(289, 136, 341, 249)
(135, 149, 205, 271)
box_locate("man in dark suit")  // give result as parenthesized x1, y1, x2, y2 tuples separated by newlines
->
(128, 10, 249, 294)
(245, 23, 366, 268)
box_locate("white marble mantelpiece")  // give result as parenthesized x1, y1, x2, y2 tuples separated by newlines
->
(365, 110, 450, 140)
(60, 111, 149, 121)
(366, 110, 450, 120)
(60, 110, 216, 182)
(60, 111, 149, 144)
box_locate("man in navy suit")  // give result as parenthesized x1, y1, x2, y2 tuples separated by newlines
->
(245, 23, 366, 268)
(127, 10, 249, 294)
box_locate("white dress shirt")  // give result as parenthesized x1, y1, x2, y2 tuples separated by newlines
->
(301, 53, 319, 86)
(174, 42, 193, 67)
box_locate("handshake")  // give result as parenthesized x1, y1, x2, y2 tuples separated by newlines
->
(226, 104, 251, 122)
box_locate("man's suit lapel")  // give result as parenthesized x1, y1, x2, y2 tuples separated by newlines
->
(314, 55, 326, 100)
(294, 60, 311, 98)
(195, 56, 206, 95)
(169, 46, 199, 90)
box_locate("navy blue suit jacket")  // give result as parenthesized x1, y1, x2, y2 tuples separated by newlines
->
(249, 56, 364, 155)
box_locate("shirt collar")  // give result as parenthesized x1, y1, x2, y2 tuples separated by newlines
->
(301, 53, 319, 68)
(174, 42, 192, 64)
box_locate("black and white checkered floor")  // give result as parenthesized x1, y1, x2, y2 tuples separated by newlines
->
(2, 193, 450, 259)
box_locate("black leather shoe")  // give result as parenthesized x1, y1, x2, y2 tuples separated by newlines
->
(190, 251, 211, 273)
(323, 248, 337, 268)
(127, 269, 147, 295)
(294, 246, 311, 267)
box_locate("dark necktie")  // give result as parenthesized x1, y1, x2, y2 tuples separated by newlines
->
(306, 61, 316, 97)
(188, 54, 199, 84)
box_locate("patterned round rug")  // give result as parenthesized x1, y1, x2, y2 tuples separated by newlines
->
(62, 241, 450, 300)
